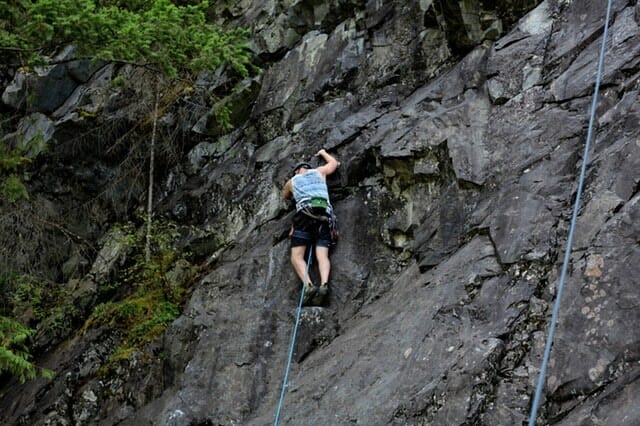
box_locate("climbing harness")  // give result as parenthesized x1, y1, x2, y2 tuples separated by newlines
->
(298, 206, 339, 248)
(273, 245, 314, 426)
(299, 206, 330, 222)
(528, 1, 613, 424)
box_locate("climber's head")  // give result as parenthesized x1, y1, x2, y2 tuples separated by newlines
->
(292, 162, 312, 175)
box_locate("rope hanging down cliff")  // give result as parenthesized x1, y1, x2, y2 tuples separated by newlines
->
(273, 245, 314, 426)
(528, 0, 613, 424)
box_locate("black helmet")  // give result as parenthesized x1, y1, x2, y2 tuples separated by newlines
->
(292, 162, 312, 174)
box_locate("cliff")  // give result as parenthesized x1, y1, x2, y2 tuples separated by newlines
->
(1, 0, 639, 425)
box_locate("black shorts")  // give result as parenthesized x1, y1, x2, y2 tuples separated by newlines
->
(290, 209, 332, 248)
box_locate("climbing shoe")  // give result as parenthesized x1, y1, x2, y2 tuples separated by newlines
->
(311, 282, 329, 306)
(301, 282, 317, 306)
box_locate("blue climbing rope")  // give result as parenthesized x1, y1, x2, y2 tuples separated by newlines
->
(274, 245, 314, 426)
(528, 1, 613, 424)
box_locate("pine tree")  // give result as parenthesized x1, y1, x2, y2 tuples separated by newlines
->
(0, 0, 253, 381)
(1, 0, 252, 77)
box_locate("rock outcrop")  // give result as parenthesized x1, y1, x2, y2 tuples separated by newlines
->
(1, 0, 639, 425)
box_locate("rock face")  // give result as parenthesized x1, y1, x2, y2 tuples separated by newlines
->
(1, 0, 640, 425)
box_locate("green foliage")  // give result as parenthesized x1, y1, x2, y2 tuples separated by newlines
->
(85, 219, 193, 365)
(0, 316, 54, 383)
(0, 316, 36, 382)
(0, 143, 29, 171)
(110, 75, 127, 88)
(0, 0, 252, 79)
(0, 141, 31, 204)
(10, 276, 43, 317)
(7, 274, 79, 338)
(213, 103, 233, 132)
(0, 273, 75, 382)
(1, 175, 29, 203)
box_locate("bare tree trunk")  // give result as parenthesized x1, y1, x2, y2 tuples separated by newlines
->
(145, 79, 161, 262)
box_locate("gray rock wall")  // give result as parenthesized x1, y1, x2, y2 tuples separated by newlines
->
(1, 0, 639, 425)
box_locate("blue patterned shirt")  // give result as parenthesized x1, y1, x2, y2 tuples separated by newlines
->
(292, 169, 331, 211)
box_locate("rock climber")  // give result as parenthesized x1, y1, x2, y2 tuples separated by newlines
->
(282, 149, 340, 305)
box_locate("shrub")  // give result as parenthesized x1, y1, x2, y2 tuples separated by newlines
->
(85, 219, 194, 366)
(0, 316, 53, 383)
